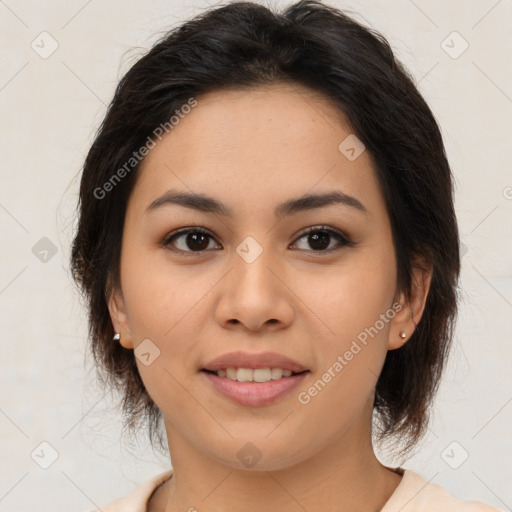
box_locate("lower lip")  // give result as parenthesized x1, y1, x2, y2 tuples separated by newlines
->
(201, 371, 309, 407)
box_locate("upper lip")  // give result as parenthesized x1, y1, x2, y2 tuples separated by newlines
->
(202, 351, 309, 373)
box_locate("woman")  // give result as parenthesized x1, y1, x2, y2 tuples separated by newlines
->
(71, 0, 502, 510)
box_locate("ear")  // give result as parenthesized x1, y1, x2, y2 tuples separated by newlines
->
(388, 257, 433, 350)
(107, 285, 134, 350)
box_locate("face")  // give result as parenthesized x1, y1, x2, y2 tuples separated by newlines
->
(109, 84, 429, 471)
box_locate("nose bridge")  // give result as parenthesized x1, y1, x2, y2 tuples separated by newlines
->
(232, 236, 281, 299)
(215, 235, 293, 330)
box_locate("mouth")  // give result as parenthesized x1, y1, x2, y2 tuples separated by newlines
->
(200, 368, 310, 407)
(200, 351, 310, 406)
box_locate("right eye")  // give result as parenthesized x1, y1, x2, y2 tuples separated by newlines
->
(161, 227, 222, 256)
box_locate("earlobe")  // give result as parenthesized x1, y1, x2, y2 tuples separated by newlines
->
(387, 293, 411, 350)
(388, 258, 433, 351)
(107, 288, 134, 349)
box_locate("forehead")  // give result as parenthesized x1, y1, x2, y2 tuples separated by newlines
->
(131, 84, 386, 221)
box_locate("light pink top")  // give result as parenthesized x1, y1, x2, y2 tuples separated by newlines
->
(84, 469, 504, 512)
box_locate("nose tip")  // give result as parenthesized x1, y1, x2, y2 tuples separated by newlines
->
(216, 261, 294, 333)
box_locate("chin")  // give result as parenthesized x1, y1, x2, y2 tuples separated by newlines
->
(206, 437, 309, 472)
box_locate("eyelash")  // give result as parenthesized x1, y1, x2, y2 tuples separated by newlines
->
(161, 225, 355, 257)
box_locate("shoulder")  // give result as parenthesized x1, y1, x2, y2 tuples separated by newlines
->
(81, 470, 174, 512)
(381, 469, 504, 512)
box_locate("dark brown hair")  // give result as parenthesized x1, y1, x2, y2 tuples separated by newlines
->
(70, 0, 460, 460)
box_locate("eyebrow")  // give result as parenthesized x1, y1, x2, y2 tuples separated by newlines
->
(146, 188, 369, 218)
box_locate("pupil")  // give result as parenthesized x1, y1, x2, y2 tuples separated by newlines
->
(309, 231, 329, 250)
(187, 232, 209, 251)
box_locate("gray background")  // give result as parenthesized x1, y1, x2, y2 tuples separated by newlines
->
(0, 0, 511, 510)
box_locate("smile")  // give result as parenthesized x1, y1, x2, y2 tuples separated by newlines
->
(201, 369, 310, 407)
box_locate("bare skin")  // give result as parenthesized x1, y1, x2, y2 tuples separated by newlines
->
(108, 83, 432, 512)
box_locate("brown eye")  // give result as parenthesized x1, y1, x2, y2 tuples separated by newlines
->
(291, 226, 354, 253)
(162, 228, 220, 255)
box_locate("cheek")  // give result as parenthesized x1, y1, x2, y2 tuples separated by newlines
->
(292, 250, 396, 395)
(294, 251, 395, 338)
(119, 238, 196, 337)
(294, 270, 393, 423)
(119, 250, 207, 408)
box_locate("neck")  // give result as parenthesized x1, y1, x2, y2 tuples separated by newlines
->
(151, 418, 402, 512)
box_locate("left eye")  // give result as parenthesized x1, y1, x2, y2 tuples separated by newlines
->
(162, 226, 353, 256)
(291, 226, 353, 252)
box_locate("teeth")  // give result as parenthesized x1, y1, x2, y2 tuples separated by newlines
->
(253, 368, 271, 382)
(236, 368, 253, 382)
(214, 367, 295, 382)
(271, 368, 286, 379)
(226, 368, 237, 380)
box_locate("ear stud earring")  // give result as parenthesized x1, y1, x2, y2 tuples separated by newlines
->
(113, 332, 120, 341)
(399, 331, 406, 339)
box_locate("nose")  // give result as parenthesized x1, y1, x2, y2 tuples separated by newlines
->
(214, 246, 295, 333)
